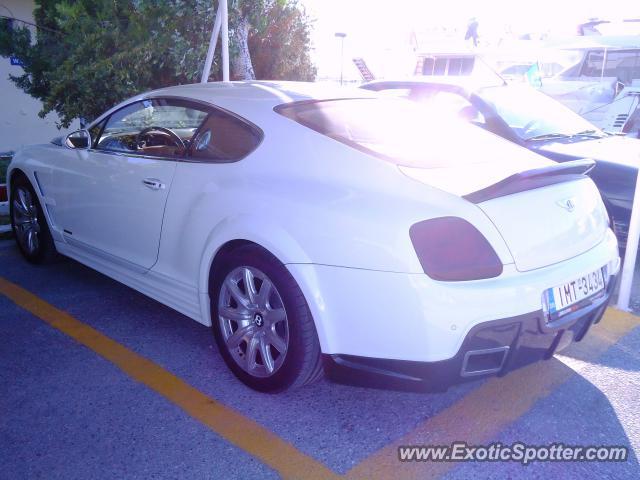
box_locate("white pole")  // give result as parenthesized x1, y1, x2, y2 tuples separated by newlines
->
(616, 163, 640, 310)
(335, 32, 347, 86)
(200, 0, 230, 84)
(220, 0, 230, 82)
(337, 37, 344, 85)
(200, 7, 222, 84)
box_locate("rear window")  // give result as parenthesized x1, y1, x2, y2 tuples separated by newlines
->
(275, 97, 503, 168)
(189, 109, 263, 162)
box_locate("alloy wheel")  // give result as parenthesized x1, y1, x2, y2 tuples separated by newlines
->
(218, 266, 290, 378)
(12, 187, 41, 255)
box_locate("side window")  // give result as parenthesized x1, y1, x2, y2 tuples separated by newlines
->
(581, 50, 605, 77)
(433, 58, 447, 75)
(580, 50, 640, 84)
(89, 118, 107, 148)
(447, 58, 462, 75)
(96, 99, 208, 159)
(603, 50, 640, 85)
(422, 57, 435, 75)
(423, 57, 474, 76)
(189, 109, 262, 162)
(460, 57, 475, 75)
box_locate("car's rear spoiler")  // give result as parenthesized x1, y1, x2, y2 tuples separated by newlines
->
(463, 159, 596, 204)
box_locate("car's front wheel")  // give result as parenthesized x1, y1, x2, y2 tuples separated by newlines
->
(10, 175, 57, 264)
(211, 244, 322, 392)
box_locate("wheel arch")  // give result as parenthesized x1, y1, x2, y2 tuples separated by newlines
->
(196, 220, 331, 352)
(7, 167, 29, 197)
(206, 239, 255, 288)
(7, 167, 38, 215)
(7, 165, 62, 241)
(198, 217, 313, 294)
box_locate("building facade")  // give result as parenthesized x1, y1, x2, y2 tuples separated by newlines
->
(1, 0, 77, 153)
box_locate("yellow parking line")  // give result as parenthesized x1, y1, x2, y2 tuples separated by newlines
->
(0, 277, 339, 480)
(346, 308, 640, 480)
(4, 271, 638, 480)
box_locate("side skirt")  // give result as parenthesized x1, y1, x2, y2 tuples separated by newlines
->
(55, 240, 205, 325)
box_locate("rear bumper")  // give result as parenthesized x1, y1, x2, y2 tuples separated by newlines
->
(323, 274, 617, 392)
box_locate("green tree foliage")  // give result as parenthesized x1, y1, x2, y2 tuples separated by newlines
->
(0, 0, 316, 128)
(249, 1, 316, 81)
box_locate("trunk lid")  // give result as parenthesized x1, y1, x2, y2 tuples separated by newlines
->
(400, 159, 608, 272)
(474, 177, 607, 271)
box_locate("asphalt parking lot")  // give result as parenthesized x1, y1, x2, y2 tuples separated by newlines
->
(1, 238, 640, 479)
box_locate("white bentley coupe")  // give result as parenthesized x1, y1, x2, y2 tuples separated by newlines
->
(8, 81, 620, 392)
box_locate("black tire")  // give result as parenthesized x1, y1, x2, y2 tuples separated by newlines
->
(211, 244, 322, 392)
(10, 175, 58, 264)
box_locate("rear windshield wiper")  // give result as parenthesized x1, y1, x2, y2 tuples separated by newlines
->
(525, 133, 571, 142)
(570, 129, 605, 138)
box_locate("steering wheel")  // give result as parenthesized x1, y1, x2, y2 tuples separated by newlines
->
(136, 126, 185, 151)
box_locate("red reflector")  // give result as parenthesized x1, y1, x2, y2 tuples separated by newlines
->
(410, 217, 503, 281)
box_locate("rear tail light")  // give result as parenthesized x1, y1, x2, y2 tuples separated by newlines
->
(409, 217, 503, 281)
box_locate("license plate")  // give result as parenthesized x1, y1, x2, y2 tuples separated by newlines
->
(545, 267, 605, 318)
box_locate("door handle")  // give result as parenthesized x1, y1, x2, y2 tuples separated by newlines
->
(142, 178, 166, 190)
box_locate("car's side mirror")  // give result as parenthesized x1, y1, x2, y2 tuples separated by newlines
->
(65, 129, 92, 149)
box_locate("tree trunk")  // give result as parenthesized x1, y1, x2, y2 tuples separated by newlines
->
(231, 14, 255, 80)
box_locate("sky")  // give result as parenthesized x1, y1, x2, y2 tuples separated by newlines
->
(301, 0, 639, 81)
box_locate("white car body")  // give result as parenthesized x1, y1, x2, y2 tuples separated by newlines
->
(8, 81, 620, 390)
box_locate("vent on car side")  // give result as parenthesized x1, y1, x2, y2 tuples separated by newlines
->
(613, 113, 629, 129)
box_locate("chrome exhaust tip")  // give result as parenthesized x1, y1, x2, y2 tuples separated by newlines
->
(460, 346, 510, 377)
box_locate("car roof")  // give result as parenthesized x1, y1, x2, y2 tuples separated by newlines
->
(90, 81, 377, 128)
(146, 81, 374, 106)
